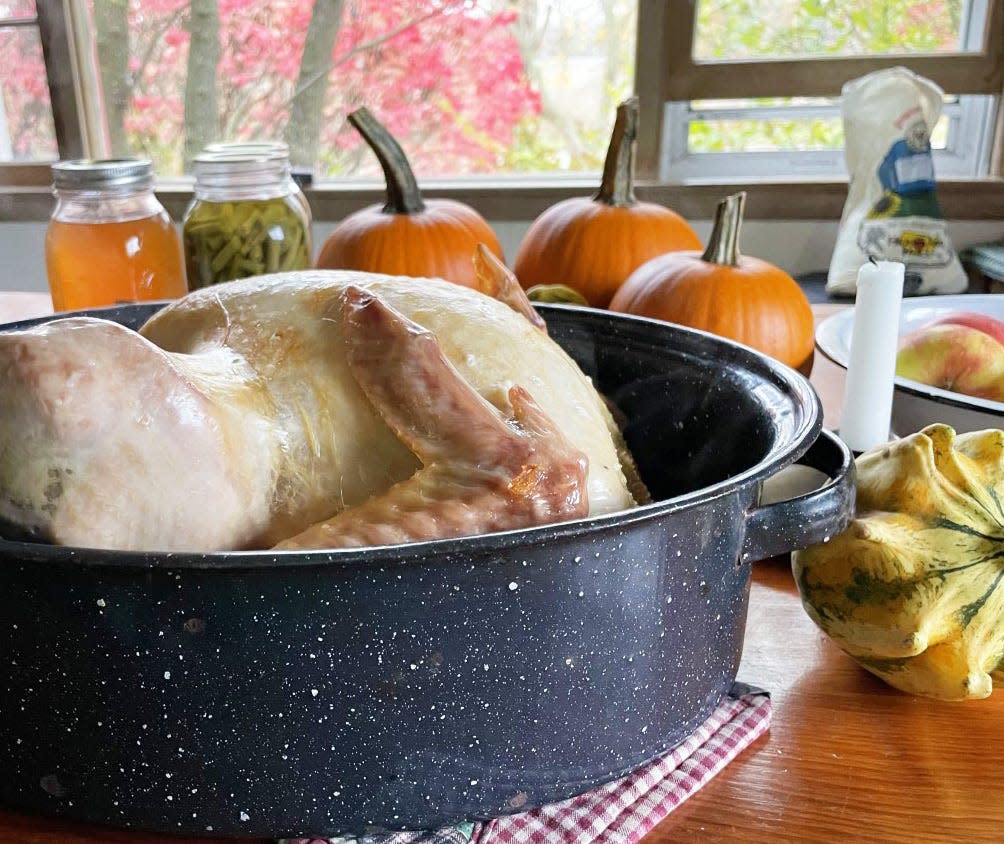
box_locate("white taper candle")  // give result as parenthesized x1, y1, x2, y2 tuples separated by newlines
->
(839, 260, 905, 453)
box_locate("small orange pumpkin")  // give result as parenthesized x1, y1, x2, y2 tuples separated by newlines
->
(609, 192, 815, 374)
(513, 97, 701, 308)
(315, 107, 503, 288)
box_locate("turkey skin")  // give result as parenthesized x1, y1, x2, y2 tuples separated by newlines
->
(0, 271, 637, 551)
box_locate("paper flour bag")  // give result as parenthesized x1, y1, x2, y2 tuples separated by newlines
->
(827, 66, 966, 296)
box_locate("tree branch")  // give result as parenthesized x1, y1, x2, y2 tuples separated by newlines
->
(183, 0, 220, 164)
(130, 7, 187, 91)
(291, 6, 447, 103)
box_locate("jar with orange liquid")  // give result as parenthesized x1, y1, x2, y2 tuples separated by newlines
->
(45, 158, 188, 311)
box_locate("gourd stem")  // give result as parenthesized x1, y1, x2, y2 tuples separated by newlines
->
(348, 107, 426, 215)
(702, 191, 745, 266)
(594, 97, 638, 207)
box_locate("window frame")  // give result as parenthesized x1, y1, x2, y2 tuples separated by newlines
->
(634, 0, 1004, 181)
(1, 0, 1002, 225)
(0, 0, 96, 184)
(660, 93, 997, 181)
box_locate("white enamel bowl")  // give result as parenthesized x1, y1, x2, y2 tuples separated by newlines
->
(816, 294, 1004, 436)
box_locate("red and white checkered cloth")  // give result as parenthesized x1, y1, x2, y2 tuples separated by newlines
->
(285, 682, 770, 844)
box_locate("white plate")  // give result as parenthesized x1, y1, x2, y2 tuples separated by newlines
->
(816, 294, 1004, 435)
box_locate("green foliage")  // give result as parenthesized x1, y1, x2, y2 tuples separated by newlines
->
(688, 115, 844, 153)
(695, 0, 963, 58)
(500, 118, 570, 172)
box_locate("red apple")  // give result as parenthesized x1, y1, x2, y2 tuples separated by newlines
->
(922, 311, 1004, 346)
(896, 323, 1004, 402)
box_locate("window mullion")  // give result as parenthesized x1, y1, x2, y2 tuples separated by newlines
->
(635, 0, 696, 180)
(35, 0, 84, 160)
(665, 53, 1004, 101)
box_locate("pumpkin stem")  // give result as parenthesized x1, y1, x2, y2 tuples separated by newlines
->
(594, 97, 638, 207)
(702, 192, 746, 266)
(348, 106, 425, 215)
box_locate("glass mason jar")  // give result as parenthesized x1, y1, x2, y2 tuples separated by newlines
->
(45, 158, 188, 312)
(183, 145, 312, 289)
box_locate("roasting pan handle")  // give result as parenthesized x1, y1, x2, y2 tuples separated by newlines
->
(741, 428, 856, 564)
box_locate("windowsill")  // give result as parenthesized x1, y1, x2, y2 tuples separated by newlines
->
(1, 177, 1002, 223)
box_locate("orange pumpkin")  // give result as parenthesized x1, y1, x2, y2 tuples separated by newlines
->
(513, 97, 701, 308)
(609, 192, 815, 374)
(316, 107, 503, 288)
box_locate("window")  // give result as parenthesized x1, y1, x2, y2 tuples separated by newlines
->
(636, 0, 1003, 182)
(1, 0, 1002, 210)
(6, 0, 639, 181)
(0, 1, 58, 163)
(0, 0, 101, 175)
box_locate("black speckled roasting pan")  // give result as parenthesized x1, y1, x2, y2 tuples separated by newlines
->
(0, 302, 853, 838)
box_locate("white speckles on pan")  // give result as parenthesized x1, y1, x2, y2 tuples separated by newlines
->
(0, 503, 758, 838)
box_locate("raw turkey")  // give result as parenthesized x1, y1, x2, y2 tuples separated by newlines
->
(0, 269, 640, 552)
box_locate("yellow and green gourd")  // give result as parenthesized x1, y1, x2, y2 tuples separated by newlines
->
(792, 424, 1004, 701)
(525, 284, 589, 306)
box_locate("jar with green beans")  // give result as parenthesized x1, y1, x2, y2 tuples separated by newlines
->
(183, 144, 312, 288)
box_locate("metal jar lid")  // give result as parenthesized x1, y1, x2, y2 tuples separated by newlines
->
(51, 158, 154, 191)
(191, 145, 292, 192)
(202, 140, 289, 159)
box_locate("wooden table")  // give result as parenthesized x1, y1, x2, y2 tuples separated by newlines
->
(0, 291, 53, 324)
(0, 297, 1000, 843)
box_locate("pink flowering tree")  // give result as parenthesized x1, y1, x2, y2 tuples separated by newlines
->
(86, 0, 540, 177)
(0, 3, 59, 159)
